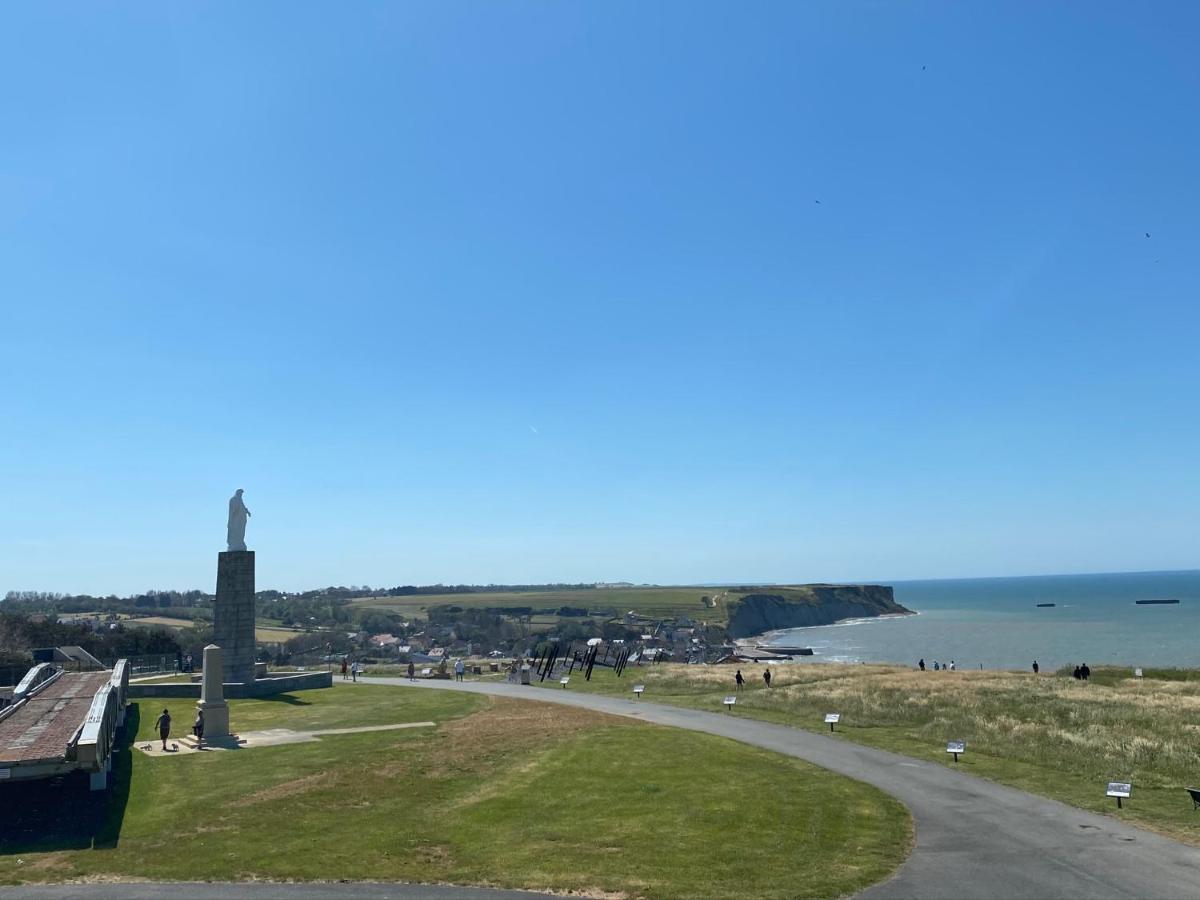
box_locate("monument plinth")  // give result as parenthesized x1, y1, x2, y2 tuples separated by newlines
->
(198, 643, 230, 737)
(213, 550, 256, 685)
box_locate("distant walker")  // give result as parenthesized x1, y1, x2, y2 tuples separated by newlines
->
(227, 488, 251, 551)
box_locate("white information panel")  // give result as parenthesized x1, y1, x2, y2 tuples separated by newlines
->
(723, 695, 737, 706)
(633, 684, 645, 694)
(946, 741, 966, 754)
(825, 713, 841, 724)
(1106, 782, 1132, 799)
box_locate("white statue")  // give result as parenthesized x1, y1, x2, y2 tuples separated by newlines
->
(227, 489, 251, 551)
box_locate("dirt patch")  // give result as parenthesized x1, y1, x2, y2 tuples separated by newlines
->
(238, 772, 332, 806)
(377, 697, 632, 783)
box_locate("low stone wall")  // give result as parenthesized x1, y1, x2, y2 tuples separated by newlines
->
(129, 671, 332, 699)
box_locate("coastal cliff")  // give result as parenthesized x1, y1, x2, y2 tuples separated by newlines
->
(725, 585, 910, 639)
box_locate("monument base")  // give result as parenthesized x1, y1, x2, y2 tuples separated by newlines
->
(198, 700, 230, 739)
(214, 550, 257, 685)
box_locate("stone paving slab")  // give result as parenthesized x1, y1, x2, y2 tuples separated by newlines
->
(136, 720, 436, 757)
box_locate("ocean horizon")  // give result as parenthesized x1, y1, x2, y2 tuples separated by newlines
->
(760, 569, 1200, 671)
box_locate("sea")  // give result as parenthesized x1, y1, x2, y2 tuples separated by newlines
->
(758, 570, 1200, 671)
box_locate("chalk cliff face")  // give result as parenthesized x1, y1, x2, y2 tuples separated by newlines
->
(725, 585, 910, 639)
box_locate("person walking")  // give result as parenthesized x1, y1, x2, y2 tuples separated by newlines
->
(341, 657, 348, 680)
(1072, 664, 1081, 680)
(763, 668, 772, 688)
(1032, 660, 1039, 674)
(351, 660, 359, 682)
(1081, 663, 1090, 681)
(454, 658, 465, 682)
(154, 708, 172, 751)
(949, 660, 956, 671)
(918, 658, 925, 671)
(407, 660, 416, 682)
(193, 708, 205, 748)
(735, 669, 745, 691)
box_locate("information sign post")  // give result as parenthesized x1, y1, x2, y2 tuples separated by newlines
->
(1107, 782, 1132, 809)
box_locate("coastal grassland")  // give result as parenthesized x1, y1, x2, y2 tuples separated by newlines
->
(0, 684, 910, 899)
(351, 586, 721, 620)
(545, 663, 1200, 844)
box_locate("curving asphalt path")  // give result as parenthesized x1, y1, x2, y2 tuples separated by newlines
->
(355, 676, 1200, 900)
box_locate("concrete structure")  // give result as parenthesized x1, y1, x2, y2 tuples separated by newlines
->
(0, 661, 129, 790)
(197, 644, 230, 738)
(127, 670, 332, 699)
(213, 550, 256, 685)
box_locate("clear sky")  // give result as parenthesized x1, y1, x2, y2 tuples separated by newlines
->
(2, 2, 1197, 595)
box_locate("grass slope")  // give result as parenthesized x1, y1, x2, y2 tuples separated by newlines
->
(538, 663, 1200, 845)
(0, 684, 909, 899)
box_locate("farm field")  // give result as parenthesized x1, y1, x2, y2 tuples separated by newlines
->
(540, 662, 1200, 846)
(0, 684, 909, 898)
(351, 586, 722, 621)
(122, 615, 197, 631)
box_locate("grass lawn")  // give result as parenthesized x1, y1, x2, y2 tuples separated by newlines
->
(0, 683, 910, 899)
(539, 662, 1200, 845)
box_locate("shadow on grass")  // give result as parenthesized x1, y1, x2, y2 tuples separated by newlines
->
(255, 693, 312, 706)
(0, 702, 137, 854)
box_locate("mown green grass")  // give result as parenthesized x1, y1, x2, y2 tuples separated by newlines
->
(0, 683, 910, 899)
(540, 662, 1200, 845)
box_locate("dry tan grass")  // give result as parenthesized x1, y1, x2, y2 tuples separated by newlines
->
(633, 664, 1200, 791)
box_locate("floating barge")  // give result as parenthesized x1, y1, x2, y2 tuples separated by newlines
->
(1135, 598, 1180, 605)
(1036, 603, 1056, 608)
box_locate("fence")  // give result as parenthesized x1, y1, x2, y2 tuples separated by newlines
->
(102, 654, 178, 677)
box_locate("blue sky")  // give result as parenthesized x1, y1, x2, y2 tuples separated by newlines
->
(2, 2, 1197, 595)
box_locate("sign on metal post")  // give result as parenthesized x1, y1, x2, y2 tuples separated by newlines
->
(825, 713, 840, 732)
(560, 676, 570, 689)
(946, 740, 965, 762)
(723, 695, 737, 711)
(1107, 782, 1132, 808)
(1134, 668, 1143, 677)
(633, 684, 645, 699)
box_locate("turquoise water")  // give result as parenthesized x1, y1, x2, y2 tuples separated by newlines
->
(761, 570, 1200, 670)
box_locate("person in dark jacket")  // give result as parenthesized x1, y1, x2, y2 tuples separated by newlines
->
(193, 708, 205, 747)
(763, 668, 772, 688)
(735, 669, 745, 691)
(1032, 660, 1039, 674)
(154, 708, 171, 751)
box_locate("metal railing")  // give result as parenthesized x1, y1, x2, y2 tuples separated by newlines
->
(72, 659, 128, 790)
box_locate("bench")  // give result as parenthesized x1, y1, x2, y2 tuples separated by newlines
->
(1188, 788, 1200, 810)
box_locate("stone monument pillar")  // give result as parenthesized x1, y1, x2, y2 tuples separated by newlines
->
(213, 550, 257, 684)
(198, 643, 230, 738)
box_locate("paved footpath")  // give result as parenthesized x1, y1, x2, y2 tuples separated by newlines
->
(359, 676, 1200, 900)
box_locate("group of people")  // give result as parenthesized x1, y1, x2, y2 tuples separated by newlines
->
(152, 707, 205, 751)
(1071, 662, 1091, 680)
(340, 657, 363, 682)
(733, 668, 773, 690)
(917, 658, 956, 671)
